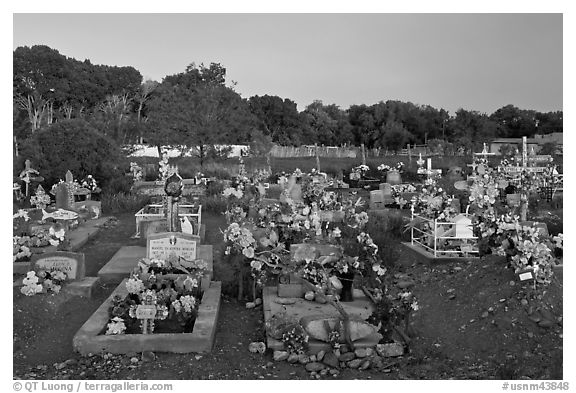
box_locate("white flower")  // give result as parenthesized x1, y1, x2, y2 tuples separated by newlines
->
(251, 260, 263, 270)
(411, 302, 419, 311)
(243, 247, 255, 258)
(372, 264, 387, 276)
(126, 277, 145, 294)
(106, 317, 127, 335)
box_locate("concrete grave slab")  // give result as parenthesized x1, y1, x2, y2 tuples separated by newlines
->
(73, 280, 221, 355)
(263, 286, 381, 354)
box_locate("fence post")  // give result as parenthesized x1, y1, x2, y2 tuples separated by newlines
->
(434, 219, 437, 257)
(361, 143, 366, 166)
(407, 143, 411, 163)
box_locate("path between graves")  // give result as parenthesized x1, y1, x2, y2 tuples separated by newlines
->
(13, 212, 563, 379)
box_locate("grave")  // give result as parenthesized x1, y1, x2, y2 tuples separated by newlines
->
(147, 232, 200, 261)
(73, 279, 221, 354)
(263, 286, 381, 354)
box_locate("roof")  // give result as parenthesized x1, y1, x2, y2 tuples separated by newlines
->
(491, 138, 540, 144)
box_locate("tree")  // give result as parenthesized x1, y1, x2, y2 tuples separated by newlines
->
(146, 63, 257, 165)
(379, 120, 413, 153)
(248, 95, 307, 145)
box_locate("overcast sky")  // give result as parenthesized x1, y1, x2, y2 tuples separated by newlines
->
(13, 13, 562, 115)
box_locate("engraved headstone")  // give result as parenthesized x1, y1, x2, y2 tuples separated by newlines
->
(147, 232, 200, 261)
(55, 183, 71, 210)
(30, 251, 85, 280)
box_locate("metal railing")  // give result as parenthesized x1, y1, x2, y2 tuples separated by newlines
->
(410, 212, 479, 258)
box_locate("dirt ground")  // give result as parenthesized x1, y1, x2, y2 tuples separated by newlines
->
(13, 210, 563, 380)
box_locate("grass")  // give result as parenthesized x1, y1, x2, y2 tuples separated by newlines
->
(100, 192, 151, 214)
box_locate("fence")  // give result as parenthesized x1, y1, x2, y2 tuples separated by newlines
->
(410, 213, 479, 258)
(269, 145, 357, 158)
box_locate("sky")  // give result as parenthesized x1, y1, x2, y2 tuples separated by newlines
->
(12, 13, 563, 115)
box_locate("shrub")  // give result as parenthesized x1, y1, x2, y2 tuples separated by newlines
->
(102, 175, 134, 195)
(17, 119, 124, 190)
(206, 179, 225, 197)
(101, 192, 151, 214)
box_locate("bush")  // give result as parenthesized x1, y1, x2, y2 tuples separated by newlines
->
(17, 119, 124, 190)
(101, 192, 151, 214)
(206, 179, 225, 197)
(102, 175, 134, 195)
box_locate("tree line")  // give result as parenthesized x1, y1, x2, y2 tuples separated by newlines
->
(13, 45, 563, 159)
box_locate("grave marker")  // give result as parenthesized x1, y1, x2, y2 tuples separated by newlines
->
(30, 251, 86, 280)
(147, 232, 200, 261)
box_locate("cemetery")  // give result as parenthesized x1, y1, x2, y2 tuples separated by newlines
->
(13, 140, 563, 380)
(11, 33, 563, 380)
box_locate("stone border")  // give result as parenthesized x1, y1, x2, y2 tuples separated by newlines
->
(400, 242, 480, 264)
(73, 280, 221, 355)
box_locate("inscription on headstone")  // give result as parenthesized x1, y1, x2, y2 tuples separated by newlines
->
(147, 232, 200, 261)
(30, 251, 86, 280)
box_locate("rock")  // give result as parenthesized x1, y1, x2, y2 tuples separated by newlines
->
(354, 348, 369, 358)
(449, 294, 456, 300)
(254, 298, 262, 306)
(246, 302, 256, 309)
(521, 299, 529, 307)
(315, 296, 327, 304)
(309, 355, 317, 362)
(64, 359, 77, 366)
(300, 315, 377, 343)
(142, 351, 156, 362)
(538, 320, 556, 328)
(320, 369, 328, 376)
(348, 358, 364, 369)
(298, 353, 310, 364)
(371, 356, 384, 369)
(397, 280, 415, 289)
(339, 352, 356, 362)
(529, 313, 542, 323)
(329, 369, 339, 376)
(273, 350, 289, 362)
(304, 291, 315, 301)
(376, 343, 404, 357)
(339, 345, 349, 353)
(130, 357, 139, 364)
(481, 311, 489, 319)
(322, 351, 339, 368)
(305, 362, 326, 372)
(540, 308, 555, 322)
(55, 362, 66, 370)
(248, 342, 266, 353)
(316, 350, 325, 361)
(287, 353, 299, 364)
(359, 360, 371, 370)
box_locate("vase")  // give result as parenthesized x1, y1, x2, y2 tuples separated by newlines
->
(337, 272, 355, 302)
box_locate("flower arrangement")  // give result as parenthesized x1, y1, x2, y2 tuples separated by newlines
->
(30, 188, 51, 209)
(81, 175, 100, 192)
(281, 324, 309, 354)
(105, 272, 202, 335)
(349, 164, 369, 181)
(129, 162, 143, 182)
(223, 222, 257, 259)
(20, 271, 43, 296)
(20, 269, 68, 296)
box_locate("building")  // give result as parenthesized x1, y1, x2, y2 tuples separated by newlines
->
(489, 133, 563, 155)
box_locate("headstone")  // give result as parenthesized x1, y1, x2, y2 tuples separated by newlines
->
(370, 190, 385, 204)
(147, 232, 200, 261)
(55, 184, 72, 211)
(379, 183, 392, 196)
(30, 251, 86, 280)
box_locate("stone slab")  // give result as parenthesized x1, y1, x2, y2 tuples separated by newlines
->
(263, 286, 381, 354)
(63, 276, 101, 298)
(73, 280, 221, 355)
(278, 283, 305, 298)
(97, 245, 213, 284)
(147, 232, 200, 260)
